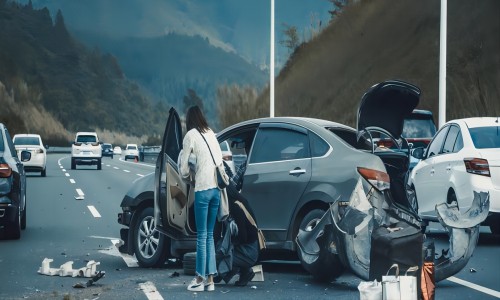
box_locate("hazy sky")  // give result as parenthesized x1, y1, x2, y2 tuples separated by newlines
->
(19, 0, 333, 68)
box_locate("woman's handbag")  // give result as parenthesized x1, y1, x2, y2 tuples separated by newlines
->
(218, 188, 230, 221)
(235, 201, 266, 250)
(382, 264, 419, 300)
(198, 131, 229, 190)
(358, 280, 382, 300)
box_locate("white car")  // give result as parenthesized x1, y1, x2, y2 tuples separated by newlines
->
(13, 134, 47, 177)
(71, 132, 102, 170)
(124, 144, 139, 161)
(409, 117, 500, 234)
(113, 146, 122, 155)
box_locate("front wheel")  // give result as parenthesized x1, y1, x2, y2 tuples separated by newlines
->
(133, 207, 170, 268)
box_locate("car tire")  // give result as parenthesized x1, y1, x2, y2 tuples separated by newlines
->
(97, 158, 102, 170)
(6, 195, 21, 240)
(41, 168, 46, 177)
(133, 207, 170, 268)
(297, 208, 345, 282)
(21, 194, 26, 230)
(183, 252, 197, 276)
(71, 158, 76, 170)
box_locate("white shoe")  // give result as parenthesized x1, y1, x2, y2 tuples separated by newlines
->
(187, 278, 204, 292)
(205, 281, 215, 292)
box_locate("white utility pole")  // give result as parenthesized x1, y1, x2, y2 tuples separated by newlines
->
(270, 0, 275, 117)
(439, 0, 447, 128)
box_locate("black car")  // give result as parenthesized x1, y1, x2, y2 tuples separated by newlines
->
(0, 123, 31, 239)
(101, 143, 114, 158)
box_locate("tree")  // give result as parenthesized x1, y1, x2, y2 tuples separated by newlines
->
(280, 23, 300, 53)
(326, 0, 348, 21)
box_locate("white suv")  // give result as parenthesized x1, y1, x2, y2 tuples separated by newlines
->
(13, 134, 47, 177)
(71, 132, 102, 170)
(123, 144, 139, 161)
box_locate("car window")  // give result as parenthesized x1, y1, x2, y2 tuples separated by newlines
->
(14, 136, 40, 146)
(220, 141, 229, 151)
(4, 129, 17, 157)
(250, 127, 309, 163)
(426, 126, 449, 158)
(453, 131, 464, 152)
(77, 135, 97, 143)
(403, 118, 436, 138)
(469, 126, 500, 149)
(309, 131, 330, 157)
(127, 145, 137, 150)
(442, 125, 460, 154)
(0, 129, 4, 152)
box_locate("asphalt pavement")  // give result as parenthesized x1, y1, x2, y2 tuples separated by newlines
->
(0, 153, 499, 299)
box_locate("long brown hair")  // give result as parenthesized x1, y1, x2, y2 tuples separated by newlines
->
(185, 105, 209, 133)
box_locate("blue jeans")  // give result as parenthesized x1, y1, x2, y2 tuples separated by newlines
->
(194, 188, 220, 279)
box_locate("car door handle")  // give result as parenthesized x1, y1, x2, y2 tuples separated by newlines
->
(289, 169, 306, 176)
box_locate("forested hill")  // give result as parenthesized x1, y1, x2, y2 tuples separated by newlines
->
(259, 0, 500, 127)
(0, 1, 168, 144)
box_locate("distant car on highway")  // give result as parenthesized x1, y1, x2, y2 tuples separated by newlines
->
(408, 117, 500, 234)
(138, 145, 161, 162)
(71, 132, 102, 170)
(101, 143, 114, 159)
(12, 134, 47, 177)
(124, 144, 139, 161)
(0, 123, 31, 239)
(113, 146, 122, 155)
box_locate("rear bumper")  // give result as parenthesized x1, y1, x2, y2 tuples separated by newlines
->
(73, 157, 101, 165)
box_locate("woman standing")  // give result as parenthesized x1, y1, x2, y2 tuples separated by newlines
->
(180, 105, 223, 292)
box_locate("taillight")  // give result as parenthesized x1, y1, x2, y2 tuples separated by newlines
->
(222, 154, 232, 161)
(357, 167, 390, 191)
(464, 158, 490, 177)
(91, 142, 99, 146)
(35, 148, 44, 154)
(376, 139, 394, 148)
(74, 142, 82, 146)
(0, 163, 12, 178)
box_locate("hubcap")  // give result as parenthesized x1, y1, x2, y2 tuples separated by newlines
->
(138, 216, 160, 259)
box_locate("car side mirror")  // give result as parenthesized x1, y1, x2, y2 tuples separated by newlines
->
(411, 147, 425, 159)
(21, 150, 31, 162)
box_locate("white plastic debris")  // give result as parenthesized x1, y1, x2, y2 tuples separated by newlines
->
(38, 258, 101, 278)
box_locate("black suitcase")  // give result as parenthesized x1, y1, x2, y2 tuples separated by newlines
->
(369, 221, 423, 281)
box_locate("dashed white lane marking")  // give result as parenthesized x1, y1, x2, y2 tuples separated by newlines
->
(87, 205, 101, 218)
(123, 170, 130, 173)
(114, 167, 119, 170)
(106, 164, 110, 167)
(139, 281, 164, 300)
(137, 174, 144, 177)
(75, 188, 84, 200)
(62, 169, 66, 172)
(65, 173, 70, 177)
(69, 179, 75, 184)
(447, 276, 500, 298)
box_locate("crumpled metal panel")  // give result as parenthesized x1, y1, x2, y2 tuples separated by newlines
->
(434, 191, 490, 282)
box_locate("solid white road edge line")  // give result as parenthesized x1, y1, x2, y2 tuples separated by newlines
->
(69, 179, 75, 184)
(139, 281, 164, 300)
(87, 205, 101, 218)
(447, 276, 500, 298)
(137, 174, 144, 177)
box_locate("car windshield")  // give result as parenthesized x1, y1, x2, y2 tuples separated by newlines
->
(102, 144, 111, 149)
(0, 132, 4, 151)
(127, 145, 137, 150)
(469, 126, 500, 149)
(402, 118, 436, 138)
(77, 135, 97, 143)
(14, 136, 40, 146)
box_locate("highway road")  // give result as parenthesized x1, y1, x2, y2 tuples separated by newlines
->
(0, 153, 499, 299)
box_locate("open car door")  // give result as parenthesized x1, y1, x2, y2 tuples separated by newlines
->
(154, 107, 194, 240)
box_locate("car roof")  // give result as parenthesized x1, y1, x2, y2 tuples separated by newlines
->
(13, 133, 42, 138)
(410, 109, 433, 117)
(220, 116, 354, 134)
(448, 117, 500, 128)
(76, 131, 98, 135)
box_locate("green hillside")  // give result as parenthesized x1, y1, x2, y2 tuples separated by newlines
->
(0, 1, 168, 145)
